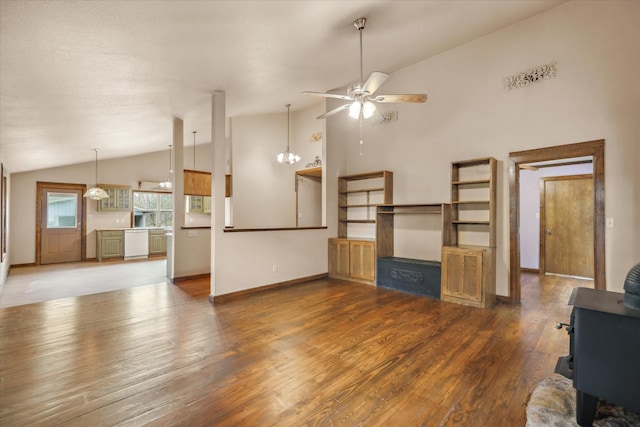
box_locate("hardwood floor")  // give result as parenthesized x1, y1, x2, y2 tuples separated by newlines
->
(0, 273, 584, 426)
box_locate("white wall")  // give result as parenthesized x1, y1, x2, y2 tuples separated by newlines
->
(337, 0, 639, 294)
(211, 93, 331, 298)
(230, 103, 323, 228)
(519, 163, 594, 270)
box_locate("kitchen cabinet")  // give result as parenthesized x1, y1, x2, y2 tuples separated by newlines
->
(184, 170, 211, 196)
(97, 185, 131, 212)
(96, 230, 124, 261)
(148, 229, 167, 255)
(187, 195, 211, 213)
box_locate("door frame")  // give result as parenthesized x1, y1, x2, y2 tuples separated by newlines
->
(539, 174, 594, 277)
(509, 139, 605, 302)
(36, 182, 87, 265)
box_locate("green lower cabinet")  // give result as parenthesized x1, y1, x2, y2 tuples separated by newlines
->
(96, 230, 124, 261)
(148, 229, 167, 255)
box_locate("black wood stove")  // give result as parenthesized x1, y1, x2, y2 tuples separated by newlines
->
(555, 263, 640, 426)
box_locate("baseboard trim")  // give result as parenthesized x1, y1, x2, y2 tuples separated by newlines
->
(521, 267, 540, 273)
(496, 295, 516, 305)
(212, 273, 329, 304)
(10, 263, 37, 269)
(173, 273, 211, 283)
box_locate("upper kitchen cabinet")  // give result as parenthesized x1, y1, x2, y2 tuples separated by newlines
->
(97, 184, 131, 212)
(184, 170, 211, 196)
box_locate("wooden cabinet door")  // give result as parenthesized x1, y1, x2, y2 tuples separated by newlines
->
(97, 231, 124, 261)
(350, 240, 376, 281)
(148, 232, 166, 255)
(442, 247, 483, 302)
(328, 238, 350, 276)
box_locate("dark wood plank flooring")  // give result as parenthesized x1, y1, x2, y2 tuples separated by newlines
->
(0, 273, 582, 426)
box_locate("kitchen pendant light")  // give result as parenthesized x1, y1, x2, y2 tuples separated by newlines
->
(84, 149, 110, 200)
(159, 145, 173, 190)
(276, 104, 300, 165)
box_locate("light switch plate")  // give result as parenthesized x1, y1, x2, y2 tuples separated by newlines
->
(606, 218, 614, 228)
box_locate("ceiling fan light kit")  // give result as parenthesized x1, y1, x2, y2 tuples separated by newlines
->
(303, 17, 427, 121)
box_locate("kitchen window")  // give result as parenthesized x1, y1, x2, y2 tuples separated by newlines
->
(133, 191, 173, 228)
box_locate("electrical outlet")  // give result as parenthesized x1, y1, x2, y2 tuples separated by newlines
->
(272, 264, 278, 273)
(188, 230, 198, 237)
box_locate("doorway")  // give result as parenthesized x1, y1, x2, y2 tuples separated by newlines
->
(509, 140, 605, 302)
(36, 182, 87, 265)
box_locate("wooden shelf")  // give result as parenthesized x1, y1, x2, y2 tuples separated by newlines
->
(345, 219, 376, 224)
(340, 187, 385, 195)
(452, 200, 490, 204)
(452, 179, 491, 185)
(296, 167, 322, 178)
(343, 204, 378, 208)
(452, 220, 490, 225)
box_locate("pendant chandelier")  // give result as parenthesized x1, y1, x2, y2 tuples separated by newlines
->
(276, 104, 300, 165)
(159, 145, 173, 189)
(83, 149, 110, 200)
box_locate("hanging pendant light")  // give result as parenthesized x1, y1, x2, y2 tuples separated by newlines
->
(276, 104, 300, 165)
(159, 145, 173, 189)
(84, 149, 110, 200)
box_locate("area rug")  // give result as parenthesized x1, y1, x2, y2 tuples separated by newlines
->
(526, 374, 640, 426)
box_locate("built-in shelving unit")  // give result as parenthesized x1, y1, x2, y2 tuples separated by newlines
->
(338, 170, 393, 238)
(329, 171, 393, 285)
(441, 157, 497, 308)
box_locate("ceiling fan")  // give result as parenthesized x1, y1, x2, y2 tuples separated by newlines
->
(303, 17, 428, 120)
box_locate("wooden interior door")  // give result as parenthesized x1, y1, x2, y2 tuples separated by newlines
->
(541, 175, 594, 278)
(38, 184, 85, 264)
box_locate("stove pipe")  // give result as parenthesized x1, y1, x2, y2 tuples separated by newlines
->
(623, 262, 640, 309)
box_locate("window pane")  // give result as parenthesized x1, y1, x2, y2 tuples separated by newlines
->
(133, 192, 157, 210)
(47, 192, 77, 228)
(159, 194, 173, 210)
(132, 191, 173, 228)
(159, 212, 172, 227)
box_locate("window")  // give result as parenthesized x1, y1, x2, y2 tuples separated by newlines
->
(46, 192, 78, 228)
(133, 191, 173, 228)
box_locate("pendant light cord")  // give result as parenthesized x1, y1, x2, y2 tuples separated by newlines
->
(192, 131, 197, 169)
(286, 104, 291, 150)
(94, 148, 99, 186)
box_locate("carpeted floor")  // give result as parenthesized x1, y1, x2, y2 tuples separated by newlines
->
(526, 374, 640, 426)
(0, 259, 168, 307)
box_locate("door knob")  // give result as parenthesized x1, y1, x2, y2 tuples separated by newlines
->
(545, 229, 552, 235)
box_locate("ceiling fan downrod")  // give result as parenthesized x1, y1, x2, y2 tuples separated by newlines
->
(354, 18, 366, 85)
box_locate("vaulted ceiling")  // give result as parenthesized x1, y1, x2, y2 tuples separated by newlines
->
(0, 0, 565, 173)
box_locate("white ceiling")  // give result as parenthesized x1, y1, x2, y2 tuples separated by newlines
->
(0, 0, 565, 173)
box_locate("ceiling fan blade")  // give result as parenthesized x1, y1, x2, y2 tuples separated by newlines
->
(302, 91, 353, 101)
(371, 94, 428, 103)
(316, 103, 350, 119)
(361, 72, 389, 95)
